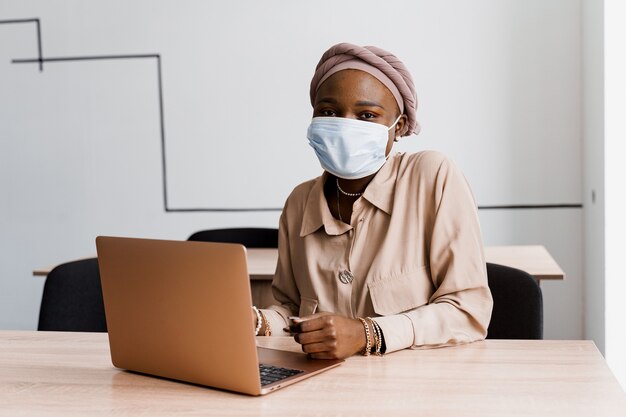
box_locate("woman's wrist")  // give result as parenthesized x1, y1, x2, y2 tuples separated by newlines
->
(252, 306, 272, 336)
(354, 317, 385, 356)
(260, 310, 272, 336)
(252, 306, 262, 335)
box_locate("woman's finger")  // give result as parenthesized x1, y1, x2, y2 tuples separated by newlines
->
(294, 328, 328, 345)
(301, 341, 328, 354)
(293, 316, 327, 333)
(309, 351, 338, 360)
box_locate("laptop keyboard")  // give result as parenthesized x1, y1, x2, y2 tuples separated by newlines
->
(259, 364, 304, 386)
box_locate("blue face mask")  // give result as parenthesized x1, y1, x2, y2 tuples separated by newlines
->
(307, 116, 401, 180)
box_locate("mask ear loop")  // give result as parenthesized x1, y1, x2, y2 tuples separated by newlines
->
(388, 114, 403, 142)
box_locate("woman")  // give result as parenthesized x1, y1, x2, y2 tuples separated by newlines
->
(252, 43, 492, 359)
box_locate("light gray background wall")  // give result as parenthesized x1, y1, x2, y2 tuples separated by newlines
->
(582, 0, 604, 354)
(1, 1, 585, 341)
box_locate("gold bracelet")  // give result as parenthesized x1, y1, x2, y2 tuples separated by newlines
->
(357, 317, 371, 356)
(367, 317, 379, 355)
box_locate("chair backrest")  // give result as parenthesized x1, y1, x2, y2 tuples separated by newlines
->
(187, 228, 279, 248)
(486, 262, 543, 339)
(38, 258, 107, 332)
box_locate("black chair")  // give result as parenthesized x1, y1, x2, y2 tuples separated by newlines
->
(38, 258, 107, 332)
(486, 262, 543, 339)
(187, 228, 279, 248)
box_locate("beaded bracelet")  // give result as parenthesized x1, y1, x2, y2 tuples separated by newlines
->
(260, 310, 272, 336)
(357, 317, 371, 356)
(374, 321, 383, 355)
(252, 306, 262, 336)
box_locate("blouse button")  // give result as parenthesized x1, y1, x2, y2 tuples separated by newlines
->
(338, 270, 354, 284)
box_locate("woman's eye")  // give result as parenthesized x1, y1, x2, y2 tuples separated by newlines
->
(320, 109, 336, 117)
(360, 112, 376, 119)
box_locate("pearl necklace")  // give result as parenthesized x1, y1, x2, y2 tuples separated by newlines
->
(336, 178, 362, 197)
(336, 178, 362, 223)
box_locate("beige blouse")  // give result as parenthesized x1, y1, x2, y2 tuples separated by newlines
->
(262, 151, 493, 353)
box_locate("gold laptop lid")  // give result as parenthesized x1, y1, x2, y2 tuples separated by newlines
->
(96, 236, 262, 395)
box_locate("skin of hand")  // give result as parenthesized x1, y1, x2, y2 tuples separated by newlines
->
(289, 312, 367, 359)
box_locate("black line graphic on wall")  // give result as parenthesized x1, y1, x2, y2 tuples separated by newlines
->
(14, 53, 171, 211)
(1, 17, 583, 212)
(1, 17, 280, 212)
(0, 18, 43, 71)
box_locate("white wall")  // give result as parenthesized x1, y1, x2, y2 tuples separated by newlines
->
(582, 0, 605, 354)
(1, 1, 584, 339)
(604, 0, 626, 390)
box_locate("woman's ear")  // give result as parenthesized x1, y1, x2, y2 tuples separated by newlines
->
(395, 114, 408, 139)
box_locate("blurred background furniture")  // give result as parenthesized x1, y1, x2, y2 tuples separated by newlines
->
(34, 245, 565, 283)
(38, 258, 107, 332)
(34, 245, 548, 330)
(486, 263, 543, 339)
(187, 228, 278, 248)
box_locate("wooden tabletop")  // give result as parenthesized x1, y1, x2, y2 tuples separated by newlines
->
(33, 245, 565, 281)
(249, 245, 566, 281)
(483, 245, 565, 280)
(0, 331, 622, 416)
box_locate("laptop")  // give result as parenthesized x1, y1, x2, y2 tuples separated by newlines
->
(95, 236, 343, 396)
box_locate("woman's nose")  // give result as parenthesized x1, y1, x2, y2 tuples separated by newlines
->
(341, 112, 359, 120)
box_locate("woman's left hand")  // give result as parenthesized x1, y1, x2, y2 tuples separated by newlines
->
(289, 312, 366, 359)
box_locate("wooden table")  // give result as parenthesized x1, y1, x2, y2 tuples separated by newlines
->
(246, 246, 565, 305)
(483, 245, 565, 281)
(33, 245, 565, 280)
(32, 245, 565, 307)
(0, 331, 623, 416)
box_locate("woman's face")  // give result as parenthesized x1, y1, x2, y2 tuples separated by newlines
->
(313, 69, 407, 155)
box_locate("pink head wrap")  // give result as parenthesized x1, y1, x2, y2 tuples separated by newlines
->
(310, 43, 420, 136)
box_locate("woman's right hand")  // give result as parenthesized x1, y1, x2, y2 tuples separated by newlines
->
(289, 313, 367, 359)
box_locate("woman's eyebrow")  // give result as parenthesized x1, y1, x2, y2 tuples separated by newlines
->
(355, 100, 385, 109)
(315, 97, 338, 105)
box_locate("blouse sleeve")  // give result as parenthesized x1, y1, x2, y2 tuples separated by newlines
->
(261, 208, 300, 336)
(374, 156, 493, 352)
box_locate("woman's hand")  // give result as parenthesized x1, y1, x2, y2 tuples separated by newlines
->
(290, 312, 366, 359)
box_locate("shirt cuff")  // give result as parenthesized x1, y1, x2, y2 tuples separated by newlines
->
(262, 308, 290, 336)
(373, 314, 414, 353)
